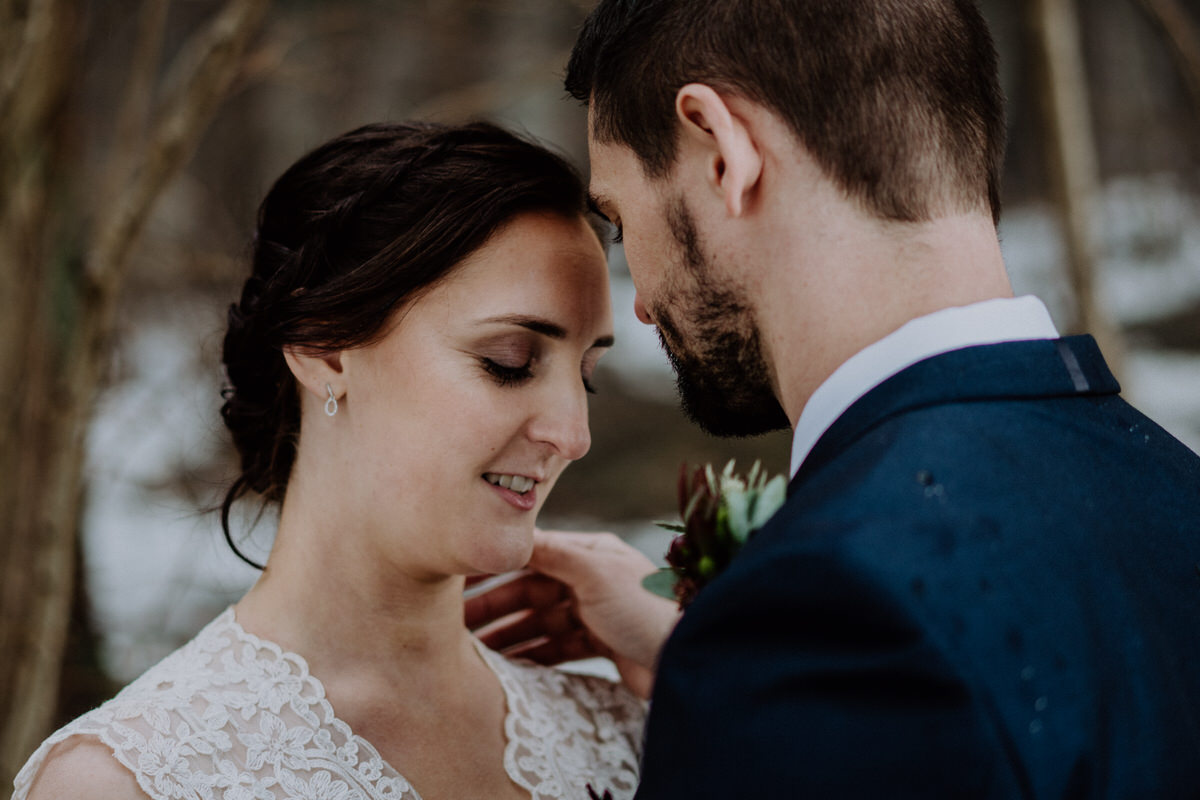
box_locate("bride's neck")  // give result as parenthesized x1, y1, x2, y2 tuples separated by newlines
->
(234, 492, 476, 683)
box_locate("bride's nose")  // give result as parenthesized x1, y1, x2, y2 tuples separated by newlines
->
(527, 386, 591, 461)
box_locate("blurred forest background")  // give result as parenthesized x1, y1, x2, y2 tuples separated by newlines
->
(3, 0, 1200, 791)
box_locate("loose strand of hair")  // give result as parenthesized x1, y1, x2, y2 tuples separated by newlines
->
(220, 474, 266, 570)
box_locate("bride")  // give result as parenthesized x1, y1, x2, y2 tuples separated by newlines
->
(16, 121, 663, 800)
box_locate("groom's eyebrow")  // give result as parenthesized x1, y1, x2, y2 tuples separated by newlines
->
(480, 314, 615, 349)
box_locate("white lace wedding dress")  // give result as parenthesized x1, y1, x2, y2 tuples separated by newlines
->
(13, 608, 644, 800)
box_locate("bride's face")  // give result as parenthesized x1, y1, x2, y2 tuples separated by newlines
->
(338, 211, 613, 578)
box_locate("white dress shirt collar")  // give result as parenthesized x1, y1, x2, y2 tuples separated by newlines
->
(789, 295, 1060, 477)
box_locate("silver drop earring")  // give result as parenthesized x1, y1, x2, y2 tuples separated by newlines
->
(324, 383, 339, 417)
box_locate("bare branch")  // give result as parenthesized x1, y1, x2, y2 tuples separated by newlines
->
(90, 0, 271, 289)
(0, 0, 20, 73)
(102, 0, 172, 202)
(1134, 0, 1200, 120)
(0, 0, 64, 150)
(408, 50, 571, 120)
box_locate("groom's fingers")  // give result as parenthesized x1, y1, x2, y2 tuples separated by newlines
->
(530, 528, 680, 672)
(500, 627, 602, 666)
(474, 601, 580, 654)
(529, 529, 642, 588)
(465, 528, 675, 675)
(463, 571, 567, 631)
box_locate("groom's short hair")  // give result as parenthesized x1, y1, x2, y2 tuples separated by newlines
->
(565, 0, 1007, 224)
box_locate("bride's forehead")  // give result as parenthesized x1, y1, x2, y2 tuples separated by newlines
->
(402, 249, 610, 333)
(436, 220, 607, 293)
(473, 211, 603, 261)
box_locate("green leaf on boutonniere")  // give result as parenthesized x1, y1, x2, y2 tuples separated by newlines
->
(641, 459, 786, 608)
(641, 568, 678, 598)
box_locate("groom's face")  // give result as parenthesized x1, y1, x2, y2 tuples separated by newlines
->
(589, 139, 790, 437)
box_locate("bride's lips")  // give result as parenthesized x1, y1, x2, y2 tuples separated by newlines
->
(482, 472, 539, 512)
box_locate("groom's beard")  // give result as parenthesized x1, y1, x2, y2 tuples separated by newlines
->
(649, 197, 790, 438)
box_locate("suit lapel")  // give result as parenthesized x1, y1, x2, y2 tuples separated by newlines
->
(788, 335, 1121, 494)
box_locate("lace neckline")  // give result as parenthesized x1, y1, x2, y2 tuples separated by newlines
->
(16, 607, 642, 800)
(221, 607, 534, 798)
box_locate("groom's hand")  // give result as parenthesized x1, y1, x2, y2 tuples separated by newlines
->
(464, 529, 679, 699)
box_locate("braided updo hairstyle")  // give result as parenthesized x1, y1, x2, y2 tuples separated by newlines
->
(220, 121, 594, 567)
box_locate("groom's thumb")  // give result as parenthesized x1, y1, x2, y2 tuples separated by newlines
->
(530, 528, 660, 595)
(528, 528, 591, 586)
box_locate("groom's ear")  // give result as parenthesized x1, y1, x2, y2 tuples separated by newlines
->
(674, 83, 762, 218)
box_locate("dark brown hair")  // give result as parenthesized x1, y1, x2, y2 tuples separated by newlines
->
(565, 0, 1007, 223)
(220, 121, 593, 567)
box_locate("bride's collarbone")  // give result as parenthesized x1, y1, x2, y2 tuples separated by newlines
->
(354, 713, 531, 800)
(322, 666, 529, 800)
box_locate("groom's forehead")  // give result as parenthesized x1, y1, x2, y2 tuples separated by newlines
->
(586, 138, 644, 202)
(585, 106, 629, 188)
(585, 157, 623, 221)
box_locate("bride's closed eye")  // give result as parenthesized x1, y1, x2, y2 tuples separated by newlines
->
(480, 356, 600, 395)
(473, 336, 538, 387)
(479, 356, 534, 387)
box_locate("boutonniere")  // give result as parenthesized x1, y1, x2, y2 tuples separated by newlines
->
(642, 460, 786, 609)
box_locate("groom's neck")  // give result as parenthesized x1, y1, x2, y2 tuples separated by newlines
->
(747, 202, 1013, 428)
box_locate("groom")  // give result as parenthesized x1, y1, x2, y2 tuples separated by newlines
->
(470, 1, 1200, 796)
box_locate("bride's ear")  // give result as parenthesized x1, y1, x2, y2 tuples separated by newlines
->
(283, 346, 345, 409)
(674, 83, 763, 218)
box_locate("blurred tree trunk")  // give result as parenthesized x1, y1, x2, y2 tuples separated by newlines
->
(1024, 0, 1124, 377)
(0, 0, 270, 790)
(0, 1, 86, 790)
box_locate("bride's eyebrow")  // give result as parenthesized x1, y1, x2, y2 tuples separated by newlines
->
(477, 314, 614, 349)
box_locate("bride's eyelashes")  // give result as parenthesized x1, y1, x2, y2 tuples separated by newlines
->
(479, 356, 534, 387)
(478, 356, 600, 395)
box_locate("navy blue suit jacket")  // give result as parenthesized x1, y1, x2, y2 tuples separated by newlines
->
(635, 336, 1200, 798)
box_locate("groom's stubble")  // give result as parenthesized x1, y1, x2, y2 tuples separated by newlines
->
(649, 195, 790, 438)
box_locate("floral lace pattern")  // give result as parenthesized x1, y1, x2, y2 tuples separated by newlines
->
(14, 609, 644, 800)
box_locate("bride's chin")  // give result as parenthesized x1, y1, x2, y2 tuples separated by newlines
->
(466, 530, 536, 576)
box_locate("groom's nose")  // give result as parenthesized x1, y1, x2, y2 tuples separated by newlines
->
(633, 293, 653, 325)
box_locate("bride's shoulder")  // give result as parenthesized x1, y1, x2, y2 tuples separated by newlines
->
(21, 736, 146, 800)
(14, 609, 248, 800)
